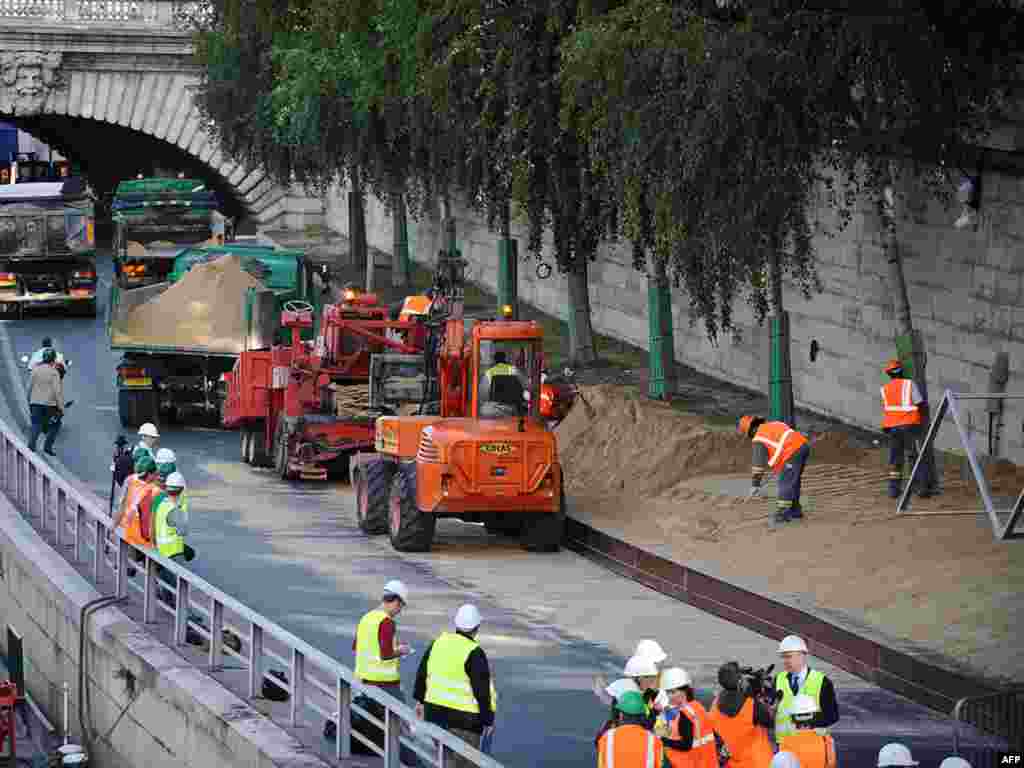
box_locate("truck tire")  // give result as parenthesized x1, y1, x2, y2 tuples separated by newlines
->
(521, 489, 565, 553)
(250, 420, 271, 467)
(388, 463, 435, 552)
(356, 458, 394, 535)
(485, 514, 524, 536)
(241, 428, 252, 463)
(274, 420, 293, 481)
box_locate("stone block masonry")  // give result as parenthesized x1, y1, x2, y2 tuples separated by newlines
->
(319, 175, 1024, 467)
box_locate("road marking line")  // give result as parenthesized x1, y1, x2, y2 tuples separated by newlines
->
(95, 405, 117, 411)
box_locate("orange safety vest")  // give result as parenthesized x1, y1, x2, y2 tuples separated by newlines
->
(778, 730, 837, 768)
(120, 475, 158, 548)
(880, 379, 922, 429)
(664, 701, 718, 768)
(399, 295, 432, 321)
(708, 697, 773, 768)
(597, 723, 664, 768)
(752, 422, 808, 473)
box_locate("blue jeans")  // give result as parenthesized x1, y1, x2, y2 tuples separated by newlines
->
(28, 404, 60, 451)
(777, 443, 810, 503)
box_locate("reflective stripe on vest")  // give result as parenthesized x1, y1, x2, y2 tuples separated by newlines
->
(354, 609, 400, 683)
(603, 726, 658, 768)
(154, 496, 185, 558)
(425, 632, 480, 713)
(774, 669, 828, 738)
(753, 422, 806, 469)
(880, 379, 922, 428)
(663, 702, 718, 768)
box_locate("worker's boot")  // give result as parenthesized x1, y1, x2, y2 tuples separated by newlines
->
(785, 502, 804, 521)
(773, 501, 790, 525)
(887, 466, 902, 499)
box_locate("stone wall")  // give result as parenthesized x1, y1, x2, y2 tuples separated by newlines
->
(0, 493, 330, 768)
(322, 176, 1024, 465)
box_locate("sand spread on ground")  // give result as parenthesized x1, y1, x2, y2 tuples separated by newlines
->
(111, 253, 263, 352)
(557, 385, 1024, 684)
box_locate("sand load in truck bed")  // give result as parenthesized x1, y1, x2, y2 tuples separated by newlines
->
(111, 253, 264, 353)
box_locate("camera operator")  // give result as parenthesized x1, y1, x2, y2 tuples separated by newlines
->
(709, 662, 774, 768)
(773, 636, 839, 746)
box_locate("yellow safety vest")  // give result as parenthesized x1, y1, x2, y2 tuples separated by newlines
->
(153, 493, 185, 558)
(355, 609, 401, 683)
(425, 632, 482, 714)
(775, 669, 828, 740)
(485, 363, 517, 383)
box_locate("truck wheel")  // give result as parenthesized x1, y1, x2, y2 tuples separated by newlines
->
(388, 463, 435, 552)
(356, 458, 394, 535)
(274, 420, 293, 481)
(250, 420, 271, 467)
(241, 428, 252, 463)
(485, 515, 524, 536)
(521, 489, 566, 553)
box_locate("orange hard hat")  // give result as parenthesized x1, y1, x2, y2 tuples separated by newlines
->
(738, 415, 755, 436)
(884, 358, 903, 374)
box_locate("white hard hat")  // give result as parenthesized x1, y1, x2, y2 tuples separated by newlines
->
(155, 448, 176, 464)
(659, 667, 691, 691)
(455, 604, 482, 631)
(634, 639, 668, 664)
(878, 743, 919, 767)
(605, 678, 640, 699)
(770, 753, 802, 768)
(938, 759, 972, 768)
(778, 635, 808, 654)
(790, 693, 819, 717)
(164, 472, 186, 490)
(138, 423, 160, 438)
(623, 654, 659, 678)
(382, 580, 408, 603)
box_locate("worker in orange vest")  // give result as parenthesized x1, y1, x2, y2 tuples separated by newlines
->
(114, 455, 161, 551)
(778, 694, 837, 768)
(597, 690, 664, 768)
(880, 358, 930, 498)
(738, 415, 811, 525)
(708, 662, 774, 768)
(655, 667, 717, 768)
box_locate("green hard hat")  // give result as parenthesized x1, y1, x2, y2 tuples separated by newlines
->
(615, 690, 647, 716)
(134, 456, 157, 475)
(157, 461, 176, 479)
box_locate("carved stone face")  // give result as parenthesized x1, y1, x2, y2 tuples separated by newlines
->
(15, 62, 44, 110)
(0, 51, 64, 115)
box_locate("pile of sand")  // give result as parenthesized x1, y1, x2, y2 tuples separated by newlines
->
(112, 253, 263, 352)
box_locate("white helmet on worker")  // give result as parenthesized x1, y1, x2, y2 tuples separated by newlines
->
(164, 472, 186, 490)
(155, 448, 176, 464)
(789, 693, 818, 719)
(454, 604, 482, 632)
(604, 678, 640, 699)
(623, 654, 659, 678)
(382, 580, 408, 604)
(878, 743, 919, 767)
(634, 639, 668, 664)
(659, 667, 691, 691)
(138, 423, 160, 438)
(938, 759, 972, 768)
(778, 635, 808, 654)
(770, 753, 801, 768)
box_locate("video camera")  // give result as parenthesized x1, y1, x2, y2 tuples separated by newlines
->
(736, 664, 781, 705)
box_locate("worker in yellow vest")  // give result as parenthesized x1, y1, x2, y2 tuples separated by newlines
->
(773, 635, 839, 745)
(779, 694, 838, 768)
(738, 415, 811, 524)
(152, 472, 191, 561)
(414, 604, 494, 768)
(880, 358, 932, 498)
(352, 580, 413, 698)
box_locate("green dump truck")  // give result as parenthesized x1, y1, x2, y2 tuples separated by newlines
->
(111, 177, 233, 289)
(0, 177, 98, 317)
(108, 243, 326, 428)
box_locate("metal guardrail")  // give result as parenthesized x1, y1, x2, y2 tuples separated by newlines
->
(0, 417, 503, 768)
(953, 688, 1024, 753)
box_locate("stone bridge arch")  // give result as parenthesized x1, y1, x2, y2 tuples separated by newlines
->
(0, 3, 295, 226)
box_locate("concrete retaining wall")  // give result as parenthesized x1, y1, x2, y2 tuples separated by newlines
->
(321, 176, 1024, 465)
(0, 493, 327, 768)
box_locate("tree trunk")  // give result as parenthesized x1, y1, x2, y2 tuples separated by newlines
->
(768, 237, 795, 426)
(647, 256, 677, 399)
(391, 191, 411, 289)
(881, 180, 938, 492)
(566, 260, 597, 365)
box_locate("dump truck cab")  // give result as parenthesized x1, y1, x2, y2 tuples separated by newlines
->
(358, 317, 564, 554)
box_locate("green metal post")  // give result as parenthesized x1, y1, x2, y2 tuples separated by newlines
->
(647, 267, 676, 399)
(497, 205, 518, 319)
(770, 312, 795, 425)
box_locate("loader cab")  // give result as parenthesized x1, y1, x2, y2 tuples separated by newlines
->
(469, 323, 543, 421)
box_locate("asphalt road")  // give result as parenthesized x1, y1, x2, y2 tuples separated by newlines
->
(0, 248, 1002, 768)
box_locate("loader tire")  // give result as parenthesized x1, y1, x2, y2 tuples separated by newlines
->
(250, 419, 271, 467)
(356, 458, 394, 535)
(485, 514, 524, 536)
(388, 463, 435, 552)
(522, 488, 565, 553)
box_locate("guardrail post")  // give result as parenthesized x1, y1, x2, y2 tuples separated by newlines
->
(116, 539, 128, 598)
(51, 478, 61, 549)
(73, 500, 81, 562)
(93, 519, 103, 582)
(336, 677, 351, 759)
(209, 599, 223, 671)
(248, 623, 263, 698)
(438, 740, 449, 768)
(289, 648, 305, 726)
(143, 556, 157, 623)
(385, 707, 401, 768)
(174, 579, 191, 646)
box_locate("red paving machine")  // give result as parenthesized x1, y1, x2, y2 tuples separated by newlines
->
(223, 288, 430, 480)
